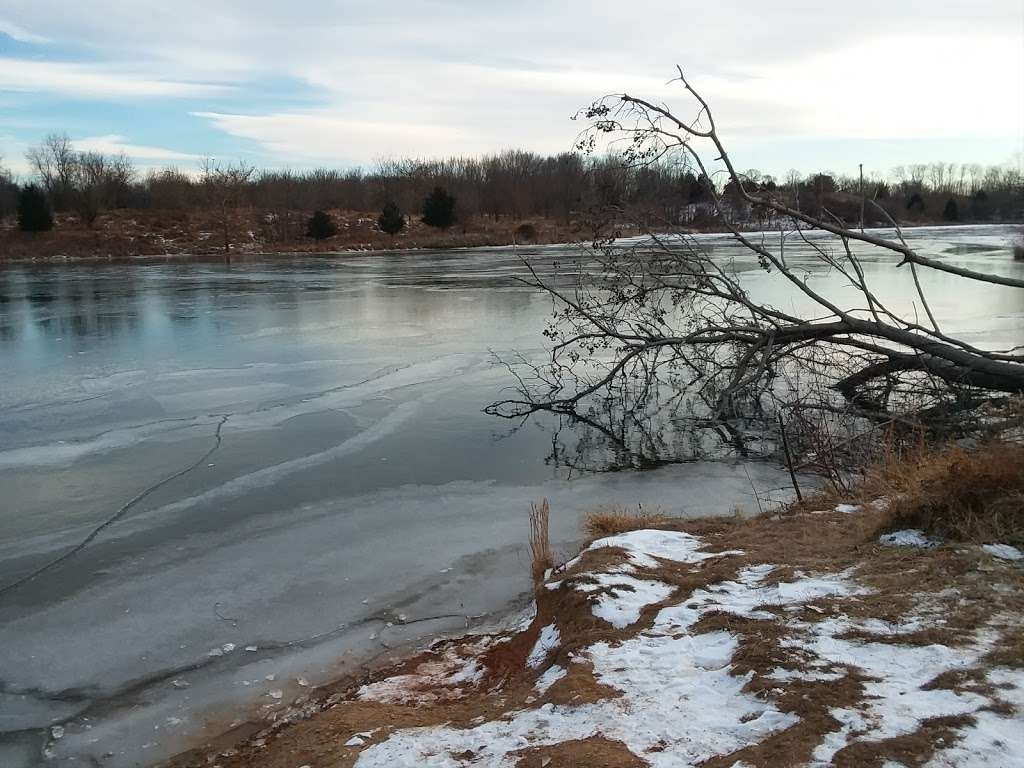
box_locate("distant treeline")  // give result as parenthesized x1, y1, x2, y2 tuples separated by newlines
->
(2, 134, 1022, 237)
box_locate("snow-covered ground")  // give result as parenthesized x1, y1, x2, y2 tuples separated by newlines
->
(346, 526, 1024, 768)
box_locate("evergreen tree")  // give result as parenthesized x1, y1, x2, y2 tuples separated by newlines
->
(969, 190, 991, 220)
(942, 197, 959, 222)
(421, 186, 456, 228)
(906, 192, 925, 213)
(378, 200, 405, 235)
(17, 184, 54, 232)
(306, 210, 337, 240)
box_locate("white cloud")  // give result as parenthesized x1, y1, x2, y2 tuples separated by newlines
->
(70, 135, 201, 162)
(0, 18, 50, 44)
(191, 111, 490, 164)
(0, 1, 1020, 171)
(0, 58, 231, 99)
(0, 134, 32, 176)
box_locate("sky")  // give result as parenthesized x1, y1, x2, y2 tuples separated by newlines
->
(1, 1, 1022, 181)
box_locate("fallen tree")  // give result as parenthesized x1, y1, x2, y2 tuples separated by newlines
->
(488, 69, 1024, 469)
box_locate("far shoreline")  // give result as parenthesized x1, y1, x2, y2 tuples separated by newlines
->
(1, 220, 1018, 266)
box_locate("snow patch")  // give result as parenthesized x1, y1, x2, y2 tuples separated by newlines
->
(577, 573, 675, 629)
(354, 627, 796, 768)
(586, 529, 743, 569)
(358, 641, 489, 705)
(982, 543, 1023, 561)
(879, 529, 938, 548)
(799, 619, 1001, 762)
(526, 624, 560, 668)
(353, 540, 865, 767)
(923, 668, 1024, 767)
(654, 565, 862, 635)
(534, 665, 566, 695)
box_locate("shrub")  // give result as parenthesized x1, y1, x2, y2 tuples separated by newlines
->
(873, 441, 1024, 546)
(378, 200, 404, 235)
(17, 184, 54, 232)
(306, 210, 337, 240)
(421, 186, 456, 228)
(514, 222, 538, 243)
(906, 192, 925, 213)
(970, 189, 992, 220)
(942, 197, 959, 222)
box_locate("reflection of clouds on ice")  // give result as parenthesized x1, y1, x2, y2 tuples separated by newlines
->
(227, 353, 479, 433)
(0, 416, 221, 470)
(145, 400, 423, 518)
(0, 354, 480, 471)
(154, 383, 294, 410)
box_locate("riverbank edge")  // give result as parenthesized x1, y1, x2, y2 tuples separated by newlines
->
(2, 221, 1018, 265)
(159, 440, 1024, 768)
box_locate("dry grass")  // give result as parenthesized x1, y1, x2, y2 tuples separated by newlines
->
(582, 503, 674, 540)
(863, 440, 1024, 545)
(529, 499, 552, 584)
(790, 439, 1024, 546)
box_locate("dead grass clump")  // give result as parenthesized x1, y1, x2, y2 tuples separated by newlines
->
(583, 503, 674, 540)
(868, 441, 1024, 545)
(529, 499, 552, 584)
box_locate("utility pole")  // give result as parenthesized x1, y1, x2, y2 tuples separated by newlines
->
(859, 163, 865, 233)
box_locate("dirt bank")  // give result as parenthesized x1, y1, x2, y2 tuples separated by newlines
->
(0, 209, 588, 261)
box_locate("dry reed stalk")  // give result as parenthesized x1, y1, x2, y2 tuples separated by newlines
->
(529, 499, 552, 584)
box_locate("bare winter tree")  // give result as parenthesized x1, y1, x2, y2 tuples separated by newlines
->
(488, 69, 1024, 469)
(26, 133, 77, 210)
(201, 158, 256, 254)
(71, 152, 135, 226)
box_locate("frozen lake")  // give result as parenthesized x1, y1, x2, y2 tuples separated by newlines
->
(0, 224, 1021, 766)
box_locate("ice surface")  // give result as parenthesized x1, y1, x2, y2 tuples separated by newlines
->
(2, 228, 1019, 766)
